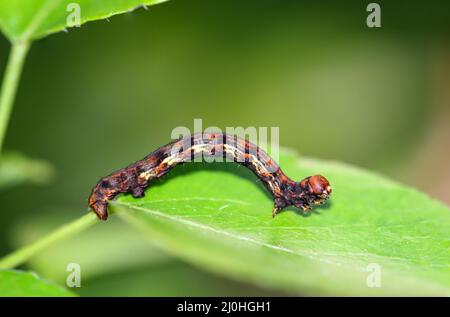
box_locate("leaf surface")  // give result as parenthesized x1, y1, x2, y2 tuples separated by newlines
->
(111, 149, 450, 295)
(0, 269, 75, 296)
(0, 0, 167, 42)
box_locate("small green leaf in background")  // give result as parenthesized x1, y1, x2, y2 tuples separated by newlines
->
(0, 270, 75, 296)
(111, 149, 450, 296)
(0, 0, 168, 42)
(0, 152, 54, 190)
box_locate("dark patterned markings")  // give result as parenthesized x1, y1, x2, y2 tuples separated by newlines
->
(88, 133, 332, 220)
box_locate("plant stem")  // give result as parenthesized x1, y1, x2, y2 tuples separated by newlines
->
(0, 41, 30, 153)
(0, 213, 98, 270)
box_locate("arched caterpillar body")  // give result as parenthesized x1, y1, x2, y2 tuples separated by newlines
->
(89, 133, 332, 220)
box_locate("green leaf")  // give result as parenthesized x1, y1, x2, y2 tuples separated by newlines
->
(0, 152, 54, 190)
(111, 149, 450, 296)
(0, 0, 168, 42)
(0, 270, 76, 296)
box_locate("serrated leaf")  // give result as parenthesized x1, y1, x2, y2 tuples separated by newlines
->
(0, 152, 54, 190)
(111, 149, 450, 296)
(0, 269, 76, 296)
(0, 0, 168, 42)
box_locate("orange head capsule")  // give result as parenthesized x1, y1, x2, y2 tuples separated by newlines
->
(303, 175, 332, 205)
(298, 175, 332, 209)
(273, 174, 332, 216)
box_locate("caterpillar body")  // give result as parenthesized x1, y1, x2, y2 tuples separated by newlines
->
(88, 133, 332, 220)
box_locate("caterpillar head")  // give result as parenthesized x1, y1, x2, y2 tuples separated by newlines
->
(274, 174, 332, 216)
(297, 175, 332, 208)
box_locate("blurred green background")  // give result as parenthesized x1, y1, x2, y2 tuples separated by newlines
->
(0, 0, 449, 295)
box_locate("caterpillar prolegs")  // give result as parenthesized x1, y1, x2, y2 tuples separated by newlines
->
(88, 133, 332, 220)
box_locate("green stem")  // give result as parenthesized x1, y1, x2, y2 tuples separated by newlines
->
(0, 213, 98, 270)
(0, 41, 30, 153)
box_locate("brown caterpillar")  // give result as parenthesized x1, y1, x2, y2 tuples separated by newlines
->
(88, 133, 332, 220)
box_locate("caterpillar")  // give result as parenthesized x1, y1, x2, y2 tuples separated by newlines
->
(88, 133, 332, 220)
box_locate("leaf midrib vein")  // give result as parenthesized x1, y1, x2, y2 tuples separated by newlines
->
(20, 0, 61, 42)
(114, 201, 374, 269)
